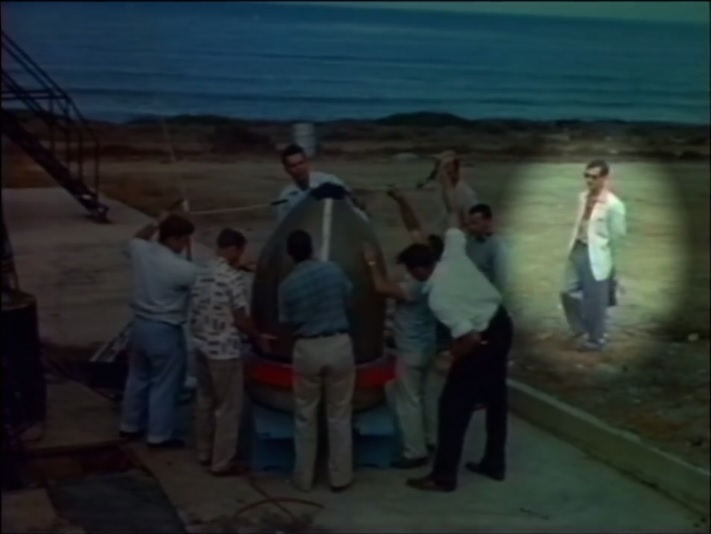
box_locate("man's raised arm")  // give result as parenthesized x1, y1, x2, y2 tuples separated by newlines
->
(387, 187, 427, 244)
(132, 199, 184, 241)
(436, 160, 462, 230)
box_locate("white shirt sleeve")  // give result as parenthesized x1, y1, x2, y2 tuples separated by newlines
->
(455, 183, 478, 219)
(426, 227, 501, 339)
(275, 186, 294, 220)
(440, 227, 469, 262)
(127, 237, 148, 258)
(428, 289, 475, 339)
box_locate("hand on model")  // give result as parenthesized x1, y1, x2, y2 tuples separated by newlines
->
(256, 332, 277, 354)
(362, 243, 378, 265)
(238, 258, 258, 272)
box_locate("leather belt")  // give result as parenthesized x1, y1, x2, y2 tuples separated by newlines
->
(299, 330, 348, 340)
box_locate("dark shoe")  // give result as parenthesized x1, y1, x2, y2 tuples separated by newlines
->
(330, 482, 353, 493)
(391, 456, 428, 469)
(406, 475, 456, 493)
(575, 338, 606, 353)
(177, 390, 195, 405)
(465, 461, 505, 481)
(147, 438, 185, 450)
(119, 430, 143, 441)
(211, 463, 249, 477)
(198, 458, 211, 467)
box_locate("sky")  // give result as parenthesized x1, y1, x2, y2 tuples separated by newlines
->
(287, 1, 710, 26)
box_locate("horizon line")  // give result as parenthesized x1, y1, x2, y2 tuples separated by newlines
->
(274, 1, 710, 27)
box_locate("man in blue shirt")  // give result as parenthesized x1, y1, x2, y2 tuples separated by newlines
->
(363, 242, 441, 469)
(464, 203, 509, 296)
(278, 230, 355, 493)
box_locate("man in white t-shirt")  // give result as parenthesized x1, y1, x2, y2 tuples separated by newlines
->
(190, 228, 273, 476)
(430, 150, 478, 234)
(275, 143, 367, 221)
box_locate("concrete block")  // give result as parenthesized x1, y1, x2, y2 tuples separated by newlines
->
(508, 378, 711, 519)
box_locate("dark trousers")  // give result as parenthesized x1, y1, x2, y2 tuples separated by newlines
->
(431, 306, 513, 486)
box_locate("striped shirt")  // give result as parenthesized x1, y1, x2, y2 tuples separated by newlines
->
(278, 259, 352, 338)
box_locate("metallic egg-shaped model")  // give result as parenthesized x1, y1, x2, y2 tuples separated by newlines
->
(246, 183, 393, 412)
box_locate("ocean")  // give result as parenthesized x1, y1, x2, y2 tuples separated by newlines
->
(2, 1, 709, 124)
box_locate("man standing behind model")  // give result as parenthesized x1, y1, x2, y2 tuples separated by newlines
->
(561, 159, 626, 352)
(276, 144, 367, 220)
(278, 230, 355, 493)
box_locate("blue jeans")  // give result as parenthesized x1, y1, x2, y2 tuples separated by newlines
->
(120, 317, 187, 443)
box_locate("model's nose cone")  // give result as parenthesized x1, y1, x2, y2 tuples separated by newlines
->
(251, 183, 386, 363)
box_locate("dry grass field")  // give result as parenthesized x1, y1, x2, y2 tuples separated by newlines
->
(3, 117, 709, 469)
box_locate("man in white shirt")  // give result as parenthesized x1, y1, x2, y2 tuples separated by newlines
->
(406, 168, 514, 493)
(120, 212, 200, 449)
(275, 144, 367, 221)
(561, 159, 626, 352)
(190, 228, 273, 476)
(430, 150, 478, 234)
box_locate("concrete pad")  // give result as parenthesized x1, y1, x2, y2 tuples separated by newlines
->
(508, 379, 711, 519)
(127, 412, 704, 534)
(3, 188, 706, 533)
(2, 188, 213, 348)
(25, 381, 119, 452)
(1, 488, 86, 533)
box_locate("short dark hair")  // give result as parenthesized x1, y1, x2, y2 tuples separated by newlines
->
(286, 230, 313, 262)
(158, 214, 195, 242)
(280, 143, 306, 165)
(468, 203, 493, 219)
(426, 234, 444, 260)
(586, 159, 610, 176)
(396, 243, 436, 270)
(216, 228, 246, 249)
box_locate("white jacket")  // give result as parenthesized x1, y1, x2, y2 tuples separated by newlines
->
(568, 190, 626, 281)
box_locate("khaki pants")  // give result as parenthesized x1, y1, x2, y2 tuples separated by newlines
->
(194, 352, 244, 473)
(393, 354, 446, 460)
(292, 334, 355, 491)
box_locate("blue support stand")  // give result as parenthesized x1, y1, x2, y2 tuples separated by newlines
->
(352, 403, 398, 468)
(248, 404, 295, 473)
(248, 401, 398, 473)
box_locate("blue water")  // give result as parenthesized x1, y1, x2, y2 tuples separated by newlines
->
(2, 1, 709, 124)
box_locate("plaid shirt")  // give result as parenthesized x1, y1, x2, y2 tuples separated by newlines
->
(278, 259, 352, 338)
(190, 258, 247, 360)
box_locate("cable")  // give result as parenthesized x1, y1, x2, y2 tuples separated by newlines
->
(187, 184, 429, 217)
(230, 472, 324, 528)
(190, 199, 287, 216)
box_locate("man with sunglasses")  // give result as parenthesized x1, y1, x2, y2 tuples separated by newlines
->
(561, 159, 627, 352)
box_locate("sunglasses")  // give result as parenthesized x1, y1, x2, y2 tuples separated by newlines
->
(584, 172, 602, 179)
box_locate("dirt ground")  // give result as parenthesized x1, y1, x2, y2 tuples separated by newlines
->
(5, 144, 709, 470)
